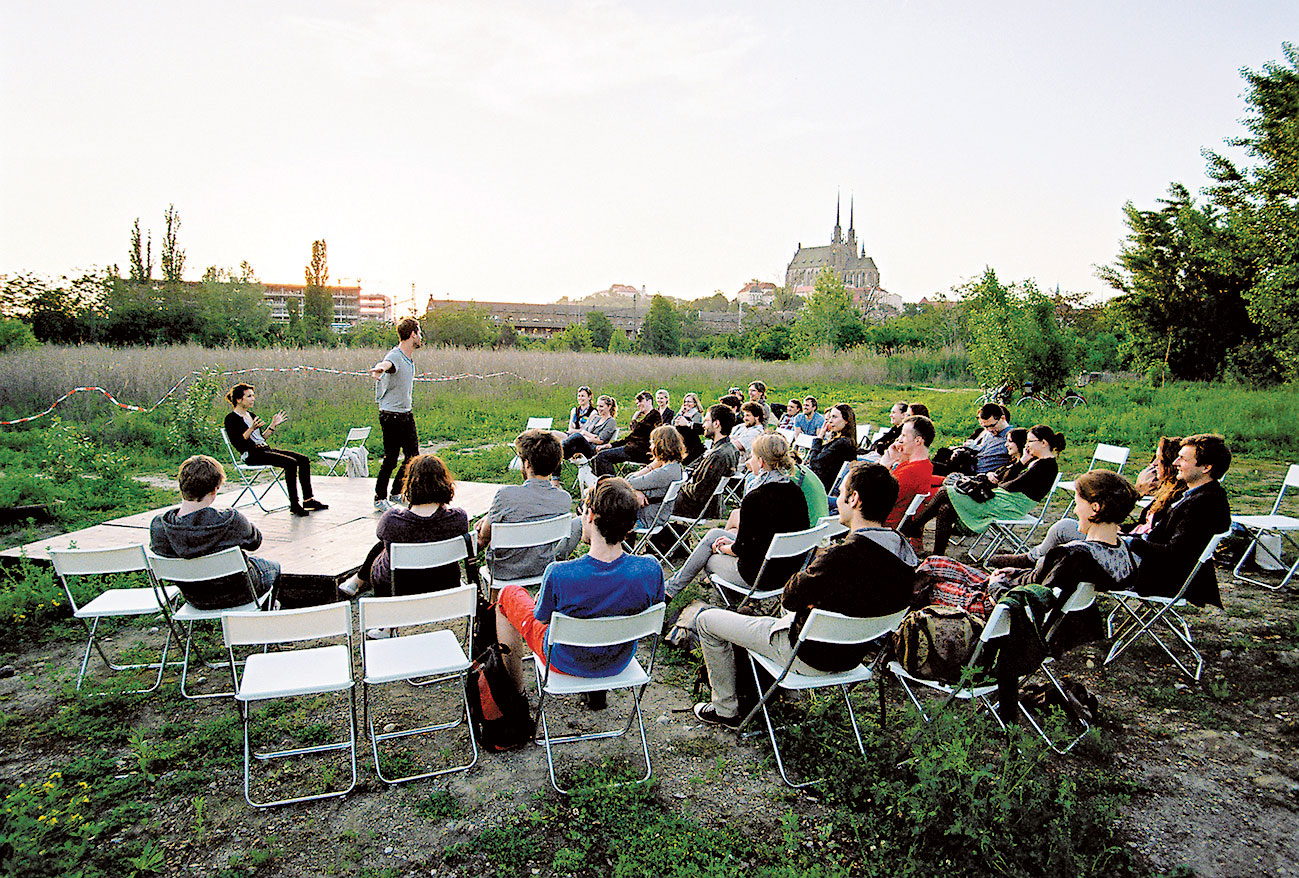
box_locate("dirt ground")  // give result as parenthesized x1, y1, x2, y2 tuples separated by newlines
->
(1, 565, 1297, 877)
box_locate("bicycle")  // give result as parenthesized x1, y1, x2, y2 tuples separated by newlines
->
(975, 383, 1016, 407)
(1016, 382, 1087, 409)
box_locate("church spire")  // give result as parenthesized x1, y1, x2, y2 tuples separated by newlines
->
(832, 193, 843, 244)
(847, 196, 857, 250)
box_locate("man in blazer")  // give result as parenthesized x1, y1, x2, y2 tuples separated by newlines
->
(1129, 433, 1232, 606)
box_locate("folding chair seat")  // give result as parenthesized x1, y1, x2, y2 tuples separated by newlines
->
(742, 607, 908, 787)
(888, 602, 1013, 728)
(318, 426, 372, 476)
(1104, 531, 1230, 682)
(967, 474, 1063, 562)
(50, 544, 180, 694)
(147, 546, 269, 700)
(533, 603, 666, 794)
(359, 585, 478, 784)
(1058, 443, 1130, 518)
(223, 602, 357, 808)
(221, 429, 290, 513)
(1231, 463, 1299, 590)
(483, 513, 575, 592)
(509, 417, 554, 471)
(710, 522, 831, 609)
(626, 477, 688, 569)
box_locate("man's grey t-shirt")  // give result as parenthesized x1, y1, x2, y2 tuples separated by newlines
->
(487, 479, 579, 581)
(375, 346, 414, 413)
(974, 424, 1012, 474)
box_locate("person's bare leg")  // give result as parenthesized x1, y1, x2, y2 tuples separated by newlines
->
(725, 508, 741, 531)
(494, 604, 525, 691)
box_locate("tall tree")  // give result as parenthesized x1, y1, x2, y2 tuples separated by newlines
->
(302, 239, 333, 329)
(637, 294, 681, 355)
(160, 204, 185, 286)
(793, 268, 864, 353)
(129, 218, 152, 282)
(585, 310, 613, 349)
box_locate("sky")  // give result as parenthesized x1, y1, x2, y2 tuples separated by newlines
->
(2, 2, 1296, 315)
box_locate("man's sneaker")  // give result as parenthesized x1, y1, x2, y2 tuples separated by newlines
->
(365, 627, 392, 640)
(337, 575, 362, 599)
(388, 493, 402, 504)
(374, 498, 393, 512)
(693, 702, 742, 729)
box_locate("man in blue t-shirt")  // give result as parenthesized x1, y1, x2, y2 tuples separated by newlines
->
(792, 396, 825, 437)
(495, 476, 664, 698)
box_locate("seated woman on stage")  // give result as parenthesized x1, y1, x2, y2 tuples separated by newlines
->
(903, 424, 1063, 556)
(338, 454, 469, 600)
(561, 394, 619, 460)
(223, 383, 327, 517)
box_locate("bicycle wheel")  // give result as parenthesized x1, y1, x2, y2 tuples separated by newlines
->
(1017, 395, 1046, 409)
(1061, 393, 1086, 409)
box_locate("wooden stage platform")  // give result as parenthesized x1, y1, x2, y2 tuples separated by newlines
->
(0, 476, 507, 606)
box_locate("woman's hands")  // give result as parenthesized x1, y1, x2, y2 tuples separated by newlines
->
(711, 535, 735, 555)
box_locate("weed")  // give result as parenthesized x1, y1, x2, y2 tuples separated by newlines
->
(418, 789, 462, 821)
(191, 794, 206, 840)
(125, 840, 166, 876)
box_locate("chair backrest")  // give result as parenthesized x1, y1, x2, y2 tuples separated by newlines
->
(1270, 463, 1299, 515)
(359, 583, 476, 631)
(797, 607, 909, 646)
(828, 461, 852, 497)
(1058, 580, 1097, 614)
(793, 433, 815, 451)
(1093, 443, 1130, 472)
(981, 602, 1013, 643)
(642, 478, 688, 533)
(776, 427, 795, 443)
(223, 601, 352, 647)
(855, 425, 872, 446)
(390, 533, 475, 571)
(490, 513, 573, 550)
(765, 522, 832, 560)
(896, 492, 929, 532)
(346, 426, 371, 442)
(546, 603, 666, 647)
(816, 514, 849, 540)
(220, 428, 241, 463)
(146, 546, 250, 583)
(51, 544, 150, 578)
(525, 417, 554, 431)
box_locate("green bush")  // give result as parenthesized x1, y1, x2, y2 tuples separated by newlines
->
(0, 318, 37, 353)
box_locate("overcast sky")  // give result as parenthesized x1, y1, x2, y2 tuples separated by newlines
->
(2, 2, 1294, 314)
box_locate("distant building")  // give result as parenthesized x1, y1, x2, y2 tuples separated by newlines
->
(785, 197, 900, 318)
(737, 281, 777, 307)
(359, 291, 393, 323)
(263, 283, 361, 325)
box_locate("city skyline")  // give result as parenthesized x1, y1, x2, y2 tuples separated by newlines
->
(3, 2, 1296, 313)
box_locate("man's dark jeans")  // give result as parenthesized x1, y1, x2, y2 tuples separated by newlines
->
(375, 410, 418, 501)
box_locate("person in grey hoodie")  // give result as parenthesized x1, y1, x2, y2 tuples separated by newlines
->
(149, 455, 280, 610)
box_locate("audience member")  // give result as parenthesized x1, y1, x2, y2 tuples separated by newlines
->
(748, 381, 777, 426)
(494, 477, 664, 694)
(804, 403, 858, 492)
(625, 426, 687, 529)
(870, 402, 909, 456)
(883, 415, 936, 529)
(792, 396, 825, 437)
(593, 391, 661, 476)
(777, 398, 801, 430)
(562, 395, 619, 461)
(149, 455, 280, 609)
(665, 433, 810, 599)
(673, 404, 740, 521)
(691, 462, 917, 727)
(731, 402, 766, 457)
(906, 403, 930, 419)
(567, 386, 596, 433)
(672, 392, 706, 463)
(477, 430, 582, 584)
(654, 389, 675, 425)
(338, 454, 469, 603)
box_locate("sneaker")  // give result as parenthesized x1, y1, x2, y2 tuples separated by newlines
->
(365, 627, 392, 640)
(289, 504, 310, 517)
(374, 498, 393, 512)
(388, 493, 402, 504)
(303, 498, 329, 511)
(337, 576, 362, 599)
(693, 702, 742, 729)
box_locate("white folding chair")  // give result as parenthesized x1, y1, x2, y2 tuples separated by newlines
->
(710, 522, 831, 609)
(223, 602, 357, 808)
(50, 545, 180, 694)
(662, 476, 731, 561)
(1058, 443, 1131, 518)
(221, 429, 290, 512)
(533, 603, 666, 794)
(509, 417, 555, 471)
(792, 433, 815, 454)
(817, 514, 849, 541)
(1104, 531, 1230, 682)
(1231, 463, 1299, 590)
(318, 426, 372, 476)
(968, 474, 1063, 562)
(1022, 581, 1098, 754)
(146, 547, 268, 700)
(888, 602, 1013, 728)
(828, 461, 852, 498)
(896, 492, 929, 535)
(741, 607, 908, 788)
(721, 458, 748, 509)
(484, 513, 575, 592)
(626, 478, 688, 568)
(776, 427, 796, 444)
(359, 585, 478, 784)
(855, 424, 873, 449)
(389, 533, 475, 597)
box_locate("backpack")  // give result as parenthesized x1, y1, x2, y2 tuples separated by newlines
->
(465, 640, 535, 752)
(891, 605, 985, 683)
(915, 557, 995, 620)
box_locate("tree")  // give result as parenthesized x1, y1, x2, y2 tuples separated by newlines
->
(1203, 43, 1299, 381)
(129, 218, 152, 282)
(160, 204, 185, 286)
(608, 327, 633, 352)
(286, 296, 301, 336)
(424, 304, 492, 347)
(302, 239, 333, 330)
(637, 295, 681, 355)
(962, 269, 1077, 391)
(585, 310, 613, 350)
(548, 323, 593, 352)
(770, 286, 803, 312)
(793, 268, 865, 354)
(752, 325, 793, 361)
(1098, 184, 1255, 381)
(195, 263, 272, 346)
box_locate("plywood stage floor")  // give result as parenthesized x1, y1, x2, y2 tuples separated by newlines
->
(0, 476, 506, 606)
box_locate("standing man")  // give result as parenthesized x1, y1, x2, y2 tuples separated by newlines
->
(371, 316, 423, 512)
(792, 396, 825, 437)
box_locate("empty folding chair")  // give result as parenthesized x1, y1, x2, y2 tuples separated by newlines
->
(533, 603, 666, 794)
(509, 417, 555, 471)
(710, 522, 831, 609)
(221, 429, 290, 513)
(50, 544, 180, 694)
(968, 475, 1063, 562)
(740, 607, 908, 787)
(626, 478, 688, 569)
(223, 602, 357, 808)
(1104, 531, 1230, 682)
(318, 426, 372, 476)
(359, 585, 478, 784)
(1058, 443, 1130, 518)
(1231, 463, 1299, 590)
(146, 546, 269, 700)
(484, 513, 575, 592)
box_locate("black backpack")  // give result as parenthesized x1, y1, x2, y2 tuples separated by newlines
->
(465, 589, 534, 752)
